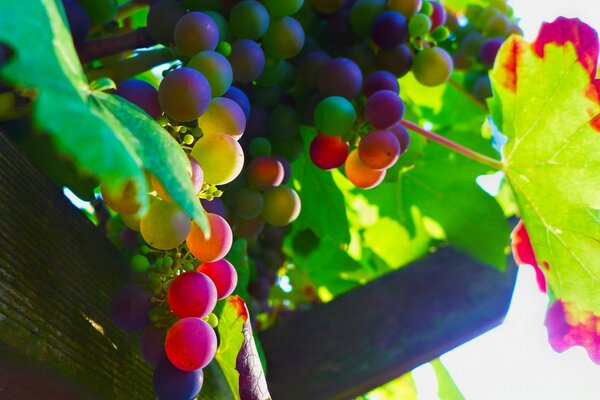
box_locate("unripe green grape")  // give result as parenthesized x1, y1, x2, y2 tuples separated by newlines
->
(78, 0, 117, 26)
(191, 132, 244, 185)
(131, 255, 150, 273)
(122, 213, 141, 232)
(412, 47, 453, 87)
(314, 96, 356, 136)
(263, 0, 304, 16)
(250, 137, 272, 157)
(204, 10, 231, 42)
(140, 199, 191, 250)
(431, 26, 450, 42)
(205, 313, 219, 328)
(229, 1, 270, 40)
(216, 42, 232, 57)
(182, 134, 195, 145)
(420, 1, 433, 16)
(262, 17, 305, 60)
(163, 255, 174, 268)
(408, 13, 431, 37)
(349, 0, 386, 37)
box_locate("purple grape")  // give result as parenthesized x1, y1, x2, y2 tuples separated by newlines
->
(376, 44, 413, 77)
(146, 0, 185, 46)
(223, 86, 251, 118)
(325, 9, 355, 48)
(62, 0, 90, 44)
(318, 57, 363, 99)
(363, 70, 400, 97)
(365, 90, 405, 129)
(299, 50, 331, 87)
(274, 155, 291, 184)
(174, 12, 219, 57)
(109, 284, 153, 332)
(390, 123, 410, 155)
(229, 39, 266, 83)
(153, 356, 203, 400)
(371, 11, 408, 49)
(140, 326, 166, 365)
(201, 197, 227, 218)
(480, 37, 504, 67)
(114, 79, 162, 119)
(244, 105, 269, 140)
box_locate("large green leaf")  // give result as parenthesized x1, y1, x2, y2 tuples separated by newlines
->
(490, 18, 600, 362)
(431, 359, 465, 400)
(0, 0, 208, 232)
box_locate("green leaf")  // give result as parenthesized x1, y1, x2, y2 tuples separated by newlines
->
(361, 373, 417, 400)
(0, 0, 208, 232)
(225, 239, 251, 302)
(291, 126, 351, 245)
(431, 359, 465, 400)
(490, 18, 600, 361)
(215, 297, 247, 400)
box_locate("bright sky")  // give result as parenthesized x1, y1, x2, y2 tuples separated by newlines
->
(411, 1, 600, 398)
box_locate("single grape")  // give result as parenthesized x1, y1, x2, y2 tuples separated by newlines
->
(109, 284, 153, 332)
(461, 32, 485, 58)
(130, 254, 150, 273)
(408, 13, 431, 36)
(262, 186, 301, 226)
(365, 90, 405, 129)
(114, 79, 162, 119)
(299, 51, 331, 87)
(314, 96, 356, 136)
(358, 130, 401, 170)
(274, 155, 292, 184)
(201, 197, 228, 218)
(158, 68, 212, 122)
(318, 58, 363, 99)
(233, 187, 264, 219)
(140, 199, 191, 250)
(345, 42, 377, 72)
(168, 271, 217, 318)
(234, 216, 266, 238)
(121, 212, 141, 232)
(174, 12, 219, 57)
(197, 97, 246, 140)
(205, 313, 219, 328)
(429, 1, 446, 30)
(387, 0, 423, 18)
(140, 326, 165, 365)
(268, 105, 301, 139)
(371, 11, 408, 49)
(412, 47, 453, 87)
(197, 259, 238, 299)
(263, 0, 304, 16)
(188, 51, 233, 97)
(249, 137, 272, 157)
(309, 133, 349, 170)
(153, 356, 203, 400)
(146, 0, 185, 45)
(62, 0, 90, 43)
(101, 180, 141, 214)
(349, 0, 387, 36)
(270, 135, 304, 162)
(262, 17, 305, 59)
(483, 14, 509, 37)
(223, 86, 251, 118)
(390, 123, 411, 155)
(78, 0, 117, 26)
(311, 0, 344, 14)
(247, 156, 285, 191)
(363, 70, 400, 97)
(480, 37, 504, 67)
(229, 0, 270, 40)
(152, 157, 204, 202)
(255, 59, 296, 88)
(165, 318, 217, 371)
(344, 149, 386, 189)
(204, 10, 231, 42)
(228, 39, 266, 83)
(473, 75, 492, 102)
(191, 132, 244, 185)
(376, 44, 413, 77)
(187, 213, 233, 261)
(431, 25, 450, 42)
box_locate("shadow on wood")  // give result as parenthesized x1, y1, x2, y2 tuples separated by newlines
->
(260, 248, 517, 400)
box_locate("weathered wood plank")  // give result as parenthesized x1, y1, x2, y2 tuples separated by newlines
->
(260, 248, 517, 400)
(0, 133, 154, 399)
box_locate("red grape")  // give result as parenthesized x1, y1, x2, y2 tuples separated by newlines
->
(165, 318, 217, 371)
(309, 133, 349, 170)
(197, 259, 238, 299)
(358, 130, 401, 170)
(168, 271, 217, 318)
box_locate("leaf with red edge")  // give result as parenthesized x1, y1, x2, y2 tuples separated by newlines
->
(490, 17, 600, 363)
(510, 220, 546, 293)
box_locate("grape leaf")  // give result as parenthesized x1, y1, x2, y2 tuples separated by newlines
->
(490, 17, 600, 362)
(431, 359, 465, 400)
(0, 0, 208, 232)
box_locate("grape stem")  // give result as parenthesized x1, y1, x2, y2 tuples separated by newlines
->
(85, 48, 177, 83)
(401, 120, 504, 171)
(77, 28, 156, 63)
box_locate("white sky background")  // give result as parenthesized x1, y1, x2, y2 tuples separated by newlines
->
(411, 1, 600, 399)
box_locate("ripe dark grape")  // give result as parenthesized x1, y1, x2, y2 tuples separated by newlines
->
(228, 39, 266, 83)
(140, 199, 191, 250)
(187, 213, 233, 262)
(358, 130, 400, 170)
(318, 58, 363, 100)
(314, 96, 356, 136)
(197, 259, 238, 299)
(371, 11, 408, 49)
(262, 186, 301, 226)
(412, 47, 453, 87)
(344, 149, 386, 189)
(158, 68, 212, 122)
(299, 51, 331, 87)
(188, 51, 233, 97)
(229, 1, 270, 40)
(376, 44, 413, 77)
(223, 86, 251, 118)
(262, 17, 305, 59)
(168, 271, 217, 318)
(363, 70, 400, 97)
(109, 284, 153, 332)
(153, 357, 204, 400)
(174, 12, 219, 57)
(165, 318, 217, 371)
(62, 0, 90, 43)
(146, 0, 185, 46)
(197, 97, 246, 140)
(140, 326, 166, 365)
(233, 187, 264, 219)
(390, 123, 411, 156)
(365, 90, 405, 129)
(480, 37, 504, 67)
(309, 133, 349, 170)
(114, 79, 162, 119)
(247, 156, 285, 191)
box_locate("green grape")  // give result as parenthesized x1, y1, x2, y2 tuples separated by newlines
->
(204, 10, 231, 42)
(249, 137, 272, 157)
(216, 41, 232, 57)
(188, 51, 233, 97)
(420, 1, 433, 16)
(197, 97, 246, 139)
(431, 26, 450, 42)
(412, 47, 453, 87)
(314, 96, 356, 136)
(191, 132, 244, 185)
(229, 0, 270, 40)
(484, 14, 510, 37)
(182, 134, 195, 145)
(408, 13, 431, 37)
(262, 17, 305, 60)
(233, 187, 264, 219)
(262, 186, 301, 226)
(101, 180, 141, 214)
(349, 0, 386, 37)
(263, 0, 304, 16)
(130, 255, 150, 273)
(163, 255, 174, 268)
(78, 0, 117, 26)
(205, 313, 219, 328)
(140, 199, 191, 250)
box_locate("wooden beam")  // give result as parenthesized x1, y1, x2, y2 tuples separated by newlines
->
(260, 248, 517, 400)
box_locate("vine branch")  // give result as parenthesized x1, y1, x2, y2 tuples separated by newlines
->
(77, 28, 156, 63)
(401, 119, 504, 171)
(85, 48, 177, 83)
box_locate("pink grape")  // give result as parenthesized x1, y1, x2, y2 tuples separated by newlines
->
(165, 318, 217, 371)
(168, 271, 217, 318)
(197, 259, 238, 299)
